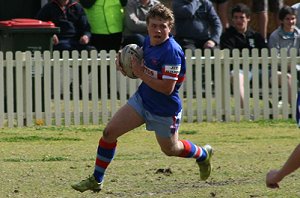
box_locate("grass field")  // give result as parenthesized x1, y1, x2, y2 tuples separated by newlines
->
(1, 120, 300, 197)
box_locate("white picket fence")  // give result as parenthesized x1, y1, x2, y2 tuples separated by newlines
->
(0, 48, 298, 128)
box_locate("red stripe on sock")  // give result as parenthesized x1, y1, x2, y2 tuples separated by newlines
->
(99, 138, 117, 149)
(179, 140, 191, 157)
(95, 158, 110, 168)
(194, 147, 201, 158)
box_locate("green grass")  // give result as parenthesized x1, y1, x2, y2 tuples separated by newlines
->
(1, 120, 300, 197)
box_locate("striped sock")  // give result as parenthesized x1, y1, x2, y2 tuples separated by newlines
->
(93, 138, 117, 183)
(179, 140, 207, 162)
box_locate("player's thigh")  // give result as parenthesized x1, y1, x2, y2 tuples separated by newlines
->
(104, 104, 144, 139)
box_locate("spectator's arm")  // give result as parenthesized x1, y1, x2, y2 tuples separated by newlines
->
(77, 4, 92, 40)
(206, 1, 222, 45)
(124, 1, 147, 32)
(266, 144, 300, 188)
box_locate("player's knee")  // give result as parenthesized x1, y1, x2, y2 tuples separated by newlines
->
(102, 127, 116, 142)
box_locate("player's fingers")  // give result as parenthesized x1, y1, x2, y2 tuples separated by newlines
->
(116, 52, 123, 70)
(130, 55, 137, 68)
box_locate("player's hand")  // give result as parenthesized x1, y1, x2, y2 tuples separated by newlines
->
(266, 170, 281, 189)
(116, 51, 127, 76)
(131, 55, 144, 78)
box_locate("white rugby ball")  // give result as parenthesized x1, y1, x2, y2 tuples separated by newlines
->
(119, 44, 143, 79)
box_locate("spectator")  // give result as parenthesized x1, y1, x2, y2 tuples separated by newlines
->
(37, 0, 95, 53)
(291, 3, 300, 28)
(268, 5, 299, 106)
(266, 144, 300, 189)
(210, 0, 230, 31)
(122, 0, 160, 47)
(80, 0, 125, 52)
(252, 0, 284, 41)
(37, 0, 96, 97)
(172, 0, 222, 52)
(220, 3, 267, 108)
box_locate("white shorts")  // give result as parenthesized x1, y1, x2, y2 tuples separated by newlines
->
(127, 92, 182, 138)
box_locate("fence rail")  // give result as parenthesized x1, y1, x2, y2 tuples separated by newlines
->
(0, 48, 298, 128)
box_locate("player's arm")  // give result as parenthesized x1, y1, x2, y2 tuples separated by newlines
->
(266, 144, 300, 188)
(140, 75, 176, 96)
(131, 56, 177, 95)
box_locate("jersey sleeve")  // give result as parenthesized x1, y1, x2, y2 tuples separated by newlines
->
(161, 51, 182, 81)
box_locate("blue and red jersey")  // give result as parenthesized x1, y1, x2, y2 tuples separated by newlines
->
(137, 35, 186, 117)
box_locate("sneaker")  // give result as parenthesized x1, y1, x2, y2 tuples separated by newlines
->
(197, 144, 213, 181)
(71, 175, 103, 193)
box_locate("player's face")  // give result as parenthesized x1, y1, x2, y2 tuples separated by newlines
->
(232, 12, 250, 33)
(147, 17, 171, 46)
(281, 14, 297, 32)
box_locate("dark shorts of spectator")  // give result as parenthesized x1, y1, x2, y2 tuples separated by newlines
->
(252, 0, 283, 13)
(210, 0, 228, 4)
(174, 37, 219, 52)
(54, 37, 96, 53)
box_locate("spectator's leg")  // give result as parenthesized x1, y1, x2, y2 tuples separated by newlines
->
(231, 71, 245, 109)
(174, 37, 197, 52)
(213, 0, 229, 31)
(252, 0, 268, 40)
(91, 33, 122, 52)
(277, 72, 292, 106)
(258, 12, 268, 40)
(53, 39, 73, 98)
(287, 73, 292, 105)
(269, 0, 284, 31)
(90, 33, 122, 98)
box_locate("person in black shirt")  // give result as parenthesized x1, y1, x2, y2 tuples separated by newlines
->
(220, 3, 267, 109)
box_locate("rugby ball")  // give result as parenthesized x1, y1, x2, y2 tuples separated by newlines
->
(119, 44, 143, 79)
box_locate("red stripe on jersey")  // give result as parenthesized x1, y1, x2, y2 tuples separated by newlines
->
(177, 75, 185, 83)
